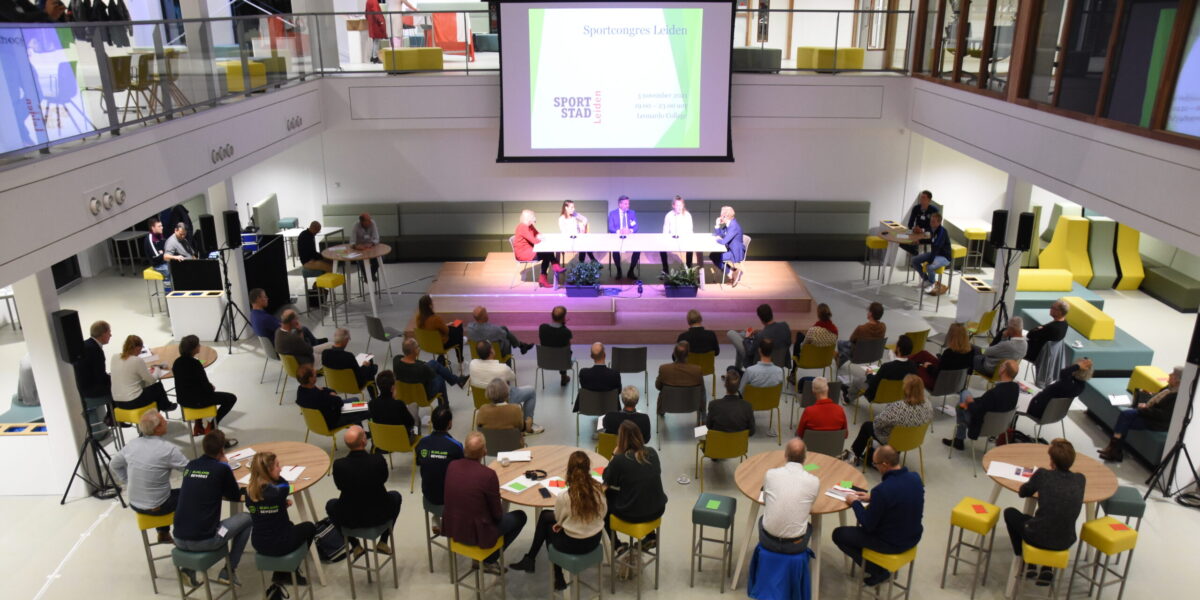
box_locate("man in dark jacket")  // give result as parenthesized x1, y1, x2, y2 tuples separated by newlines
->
(944, 360, 1020, 450)
(538, 305, 573, 386)
(1025, 299, 1070, 362)
(832, 445, 924, 586)
(577, 342, 621, 412)
(443, 432, 527, 572)
(321, 328, 378, 399)
(172, 334, 238, 444)
(1025, 359, 1092, 420)
(677, 309, 720, 356)
(173, 431, 251, 584)
(863, 335, 918, 401)
(325, 426, 402, 553)
(366, 370, 416, 437)
(1099, 366, 1182, 462)
(706, 372, 755, 435)
(74, 320, 113, 433)
(727, 303, 791, 369)
(295, 364, 365, 430)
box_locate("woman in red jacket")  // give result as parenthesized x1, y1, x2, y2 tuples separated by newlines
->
(513, 209, 564, 288)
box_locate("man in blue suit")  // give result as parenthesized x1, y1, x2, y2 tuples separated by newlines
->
(710, 205, 745, 286)
(607, 195, 641, 279)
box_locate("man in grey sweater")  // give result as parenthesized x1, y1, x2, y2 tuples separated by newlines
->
(974, 317, 1028, 377)
(111, 410, 189, 542)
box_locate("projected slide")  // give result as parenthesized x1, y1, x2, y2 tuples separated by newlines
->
(528, 8, 703, 149)
(1167, 13, 1200, 137)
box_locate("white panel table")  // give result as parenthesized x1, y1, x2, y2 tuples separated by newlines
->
(534, 233, 729, 288)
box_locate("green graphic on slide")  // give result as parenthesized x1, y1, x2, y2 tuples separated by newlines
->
(657, 9, 703, 148)
(529, 10, 545, 114)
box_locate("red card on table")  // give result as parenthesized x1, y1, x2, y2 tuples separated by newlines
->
(451, 319, 463, 327)
(1110, 523, 1131, 531)
(972, 504, 988, 514)
(592, 467, 605, 475)
(547, 480, 566, 488)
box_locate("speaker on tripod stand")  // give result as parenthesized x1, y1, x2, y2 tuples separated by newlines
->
(212, 211, 250, 354)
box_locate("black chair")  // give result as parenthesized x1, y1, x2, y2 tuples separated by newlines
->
(655, 385, 705, 447)
(610, 346, 649, 395)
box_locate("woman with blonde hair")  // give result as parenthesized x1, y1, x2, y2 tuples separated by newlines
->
(110, 334, 175, 412)
(603, 420, 668, 551)
(559, 200, 597, 263)
(927, 322, 975, 389)
(660, 195, 694, 271)
(848, 374, 933, 465)
(513, 208, 564, 287)
(509, 451, 608, 590)
(246, 452, 316, 586)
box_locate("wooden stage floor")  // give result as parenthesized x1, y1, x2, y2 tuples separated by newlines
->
(407, 253, 817, 344)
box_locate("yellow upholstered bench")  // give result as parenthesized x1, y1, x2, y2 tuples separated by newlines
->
(223, 60, 267, 92)
(1017, 268, 1074, 291)
(1127, 366, 1168, 395)
(382, 47, 444, 72)
(1063, 296, 1115, 340)
(1039, 216, 1093, 286)
(795, 46, 864, 70)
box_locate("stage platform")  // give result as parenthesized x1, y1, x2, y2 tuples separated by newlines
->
(406, 253, 817, 344)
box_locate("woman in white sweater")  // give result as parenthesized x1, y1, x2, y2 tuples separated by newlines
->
(660, 195, 694, 271)
(558, 200, 597, 263)
(110, 335, 175, 412)
(508, 450, 607, 590)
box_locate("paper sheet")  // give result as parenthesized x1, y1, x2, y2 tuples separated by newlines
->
(502, 475, 536, 493)
(597, 417, 606, 431)
(498, 450, 532, 463)
(1108, 394, 1132, 407)
(237, 473, 250, 485)
(694, 425, 708, 438)
(986, 461, 1036, 483)
(542, 477, 568, 495)
(356, 353, 374, 366)
(824, 485, 858, 502)
(342, 401, 369, 413)
(281, 466, 306, 482)
(227, 447, 257, 461)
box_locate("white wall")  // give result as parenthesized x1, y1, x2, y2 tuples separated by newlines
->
(911, 135, 1009, 226)
(232, 136, 328, 227)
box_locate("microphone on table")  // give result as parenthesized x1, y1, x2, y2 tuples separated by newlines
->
(636, 280, 643, 296)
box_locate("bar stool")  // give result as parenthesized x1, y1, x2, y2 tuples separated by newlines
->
(964, 228, 988, 271)
(300, 267, 326, 314)
(1099, 485, 1145, 566)
(135, 511, 176, 593)
(690, 493, 736, 592)
(143, 267, 169, 315)
(181, 405, 218, 456)
(314, 272, 348, 326)
(343, 521, 398, 600)
(114, 404, 155, 447)
(918, 263, 948, 311)
(1066, 516, 1137, 600)
(171, 547, 236, 600)
(255, 545, 314, 600)
(950, 243, 968, 291)
(940, 497, 1000, 600)
(449, 537, 506, 600)
(851, 545, 917, 600)
(609, 515, 661, 600)
(1015, 542, 1069, 598)
(863, 235, 888, 282)
(422, 497, 451, 578)
(548, 544, 605, 599)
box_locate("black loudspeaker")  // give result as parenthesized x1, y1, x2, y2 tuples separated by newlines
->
(223, 210, 242, 249)
(990, 210, 1009, 248)
(1014, 212, 1036, 252)
(197, 213, 218, 254)
(51, 309, 85, 363)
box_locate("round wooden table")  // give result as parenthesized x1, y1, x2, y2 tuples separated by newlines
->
(228, 441, 331, 585)
(487, 445, 609, 508)
(982, 443, 1118, 598)
(322, 243, 393, 317)
(145, 344, 218, 379)
(729, 450, 870, 597)
(873, 222, 930, 289)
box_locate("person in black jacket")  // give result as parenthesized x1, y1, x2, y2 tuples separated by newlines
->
(297, 221, 332, 273)
(246, 451, 314, 585)
(1025, 300, 1070, 361)
(173, 431, 252, 585)
(74, 320, 113, 433)
(321, 328, 378, 399)
(944, 360, 1020, 450)
(325, 426, 402, 553)
(1099, 367, 1182, 462)
(577, 342, 621, 412)
(367, 370, 416, 437)
(602, 421, 667, 550)
(863, 335, 918, 401)
(677, 310, 720, 356)
(173, 335, 237, 445)
(539, 305, 573, 386)
(1025, 359, 1092, 420)
(295, 364, 365, 430)
(832, 445, 925, 586)
(1004, 439, 1085, 586)
(603, 386, 651, 443)
(706, 372, 755, 435)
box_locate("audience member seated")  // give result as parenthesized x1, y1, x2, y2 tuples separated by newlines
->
(173, 430, 252, 586)
(467, 306, 533, 357)
(173, 334, 238, 445)
(707, 371, 755, 434)
(603, 421, 668, 551)
(792, 302, 838, 359)
(470, 342, 543, 434)
(1099, 366, 1182, 462)
(321, 328, 379, 399)
(111, 334, 175, 412)
(415, 407, 463, 532)
(738, 337, 784, 391)
(274, 310, 334, 369)
(838, 302, 887, 366)
(444, 431, 528, 572)
(795, 377, 848, 438)
(655, 341, 704, 415)
(163, 222, 197, 260)
(578, 342, 621, 412)
(326, 426, 402, 555)
(295, 364, 366, 430)
(351, 212, 381, 282)
(927, 323, 976, 390)
(1004, 439, 1085, 587)
(859, 335, 918, 402)
(911, 212, 952, 295)
(514, 209, 565, 288)
(1025, 299, 1070, 362)
(297, 220, 333, 273)
(851, 375, 933, 465)
(603, 386, 651, 443)
(1025, 359, 1093, 420)
(945, 360, 1020, 451)
(393, 337, 466, 405)
(74, 320, 113, 428)
(727, 303, 791, 369)
(246, 451, 315, 586)
(476, 378, 527, 443)
(539, 305, 574, 387)
(146, 218, 170, 277)
(509, 451, 608, 590)
(677, 309, 720, 356)
(832, 445, 925, 587)
(416, 294, 464, 364)
(367, 370, 416, 437)
(112, 410, 188, 542)
(974, 318, 1027, 378)
(249, 288, 324, 346)
(760, 439, 819, 554)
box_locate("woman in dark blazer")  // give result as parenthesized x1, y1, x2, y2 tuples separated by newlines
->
(173, 335, 237, 445)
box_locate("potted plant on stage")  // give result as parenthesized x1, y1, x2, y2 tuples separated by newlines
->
(564, 260, 603, 297)
(661, 266, 700, 298)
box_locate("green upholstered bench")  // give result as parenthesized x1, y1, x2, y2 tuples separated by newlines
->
(1014, 282, 1105, 312)
(1079, 377, 1167, 467)
(732, 47, 782, 72)
(1018, 308, 1152, 377)
(0, 394, 43, 423)
(399, 201, 503, 261)
(1141, 265, 1200, 312)
(794, 200, 870, 260)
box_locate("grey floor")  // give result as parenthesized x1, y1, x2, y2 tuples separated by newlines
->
(1, 259, 1197, 599)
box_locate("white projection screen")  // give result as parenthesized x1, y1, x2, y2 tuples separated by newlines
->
(498, 0, 734, 162)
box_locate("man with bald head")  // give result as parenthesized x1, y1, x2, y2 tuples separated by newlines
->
(443, 431, 528, 573)
(832, 445, 925, 587)
(577, 342, 621, 413)
(760, 438, 819, 554)
(322, 328, 378, 398)
(297, 221, 333, 273)
(466, 306, 533, 357)
(326, 425, 402, 554)
(274, 309, 334, 369)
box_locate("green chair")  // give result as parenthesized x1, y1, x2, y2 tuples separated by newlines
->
(854, 377, 904, 424)
(254, 544, 313, 600)
(686, 351, 718, 399)
(690, 493, 736, 592)
(548, 544, 605, 600)
(343, 521, 397, 600)
(171, 547, 236, 600)
(325, 367, 377, 403)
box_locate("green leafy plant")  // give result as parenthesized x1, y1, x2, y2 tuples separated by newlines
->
(660, 265, 700, 287)
(565, 260, 603, 286)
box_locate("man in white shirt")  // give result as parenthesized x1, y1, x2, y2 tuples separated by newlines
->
(760, 438, 819, 553)
(660, 195, 694, 272)
(469, 341, 543, 434)
(111, 410, 190, 543)
(351, 212, 381, 282)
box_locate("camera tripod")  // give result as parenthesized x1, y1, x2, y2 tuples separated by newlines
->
(212, 246, 250, 354)
(60, 408, 125, 506)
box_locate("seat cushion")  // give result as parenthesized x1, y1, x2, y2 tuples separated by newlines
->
(1100, 486, 1146, 520)
(1080, 517, 1138, 556)
(692, 493, 737, 529)
(862, 545, 917, 572)
(172, 547, 227, 571)
(382, 47, 444, 71)
(547, 545, 604, 573)
(1021, 543, 1069, 568)
(950, 497, 1001, 535)
(1017, 269, 1074, 291)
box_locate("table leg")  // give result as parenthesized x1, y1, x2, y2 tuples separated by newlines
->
(811, 514, 823, 600)
(1003, 497, 1037, 599)
(729, 502, 760, 590)
(699, 264, 706, 290)
(377, 260, 394, 306)
(365, 263, 380, 317)
(988, 482, 1003, 505)
(295, 489, 327, 585)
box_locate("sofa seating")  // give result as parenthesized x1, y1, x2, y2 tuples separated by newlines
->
(1017, 268, 1073, 291)
(382, 47, 444, 71)
(1080, 376, 1167, 467)
(795, 47, 865, 70)
(1014, 282, 1104, 312)
(1062, 296, 1115, 341)
(222, 60, 266, 92)
(1017, 308, 1151, 376)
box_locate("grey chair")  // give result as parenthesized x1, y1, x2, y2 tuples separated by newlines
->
(259, 335, 283, 392)
(792, 380, 843, 427)
(481, 427, 524, 455)
(365, 315, 403, 366)
(955, 408, 1018, 477)
(929, 368, 970, 432)
(1015, 397, 1072, 442)
(802, 428, 847, 458)
(343, 521, 398, 600)
(655, 384, 706, 446)
(575, 388, 620, 436)
(509, 235, 543, 289)
(849, 337, 887, 366)
(535, 345, 578, 398)
(611, 346, 649, 395)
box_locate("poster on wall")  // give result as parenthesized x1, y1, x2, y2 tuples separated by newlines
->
(756, 0, 769, 43)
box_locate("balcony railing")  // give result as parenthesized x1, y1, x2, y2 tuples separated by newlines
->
(0, 9, 912, 162)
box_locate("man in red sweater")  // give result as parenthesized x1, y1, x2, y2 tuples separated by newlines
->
(796, 377, 848, 437)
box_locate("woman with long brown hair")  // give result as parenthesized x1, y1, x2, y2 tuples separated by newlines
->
(602, 420, 668, 551)
(245, 452, 316, 586)
(928, 322, 975, 389)
(415, 293, 463, 363)
(509, 451, 607, 590)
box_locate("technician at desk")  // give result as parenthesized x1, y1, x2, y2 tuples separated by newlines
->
(163, 223, 195, 261)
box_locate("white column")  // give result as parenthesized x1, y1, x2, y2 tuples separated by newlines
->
(991, 176, 1031, 336)
(207, 180, 252, 342)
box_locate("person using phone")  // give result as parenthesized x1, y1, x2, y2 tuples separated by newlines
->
(709, 205, 745, 286)
(832, 445, 925, 587)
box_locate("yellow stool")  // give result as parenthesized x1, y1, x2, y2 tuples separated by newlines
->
(142, 267, 168, 315)
(1067, 517, 1138, 600)
(918, 263, 950, 312)
(940, 498, 1001, 600)
(181, 405, 218, 456)
(1017, 542, 1070, 598)
(448, 537, 505, 600)
(314, 272, 348, 327)
(382, 47, 444, 71)
(950, 243, 968, 291)
(854, 545, 917, 600)
(610, 515, 661, 599)
(223, 60, 266, 92)
(135, 511, 176, 593)
(964, 228, 988, 271)
(113, 404, 155, 447)
(864, 235, 889, 282)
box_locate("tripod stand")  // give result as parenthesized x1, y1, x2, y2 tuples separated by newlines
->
(1145, 366, 1197, 499)
(988, 246, 1022, 340)
(61, 406, 125, 507)
(212, 246, 250, 355)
